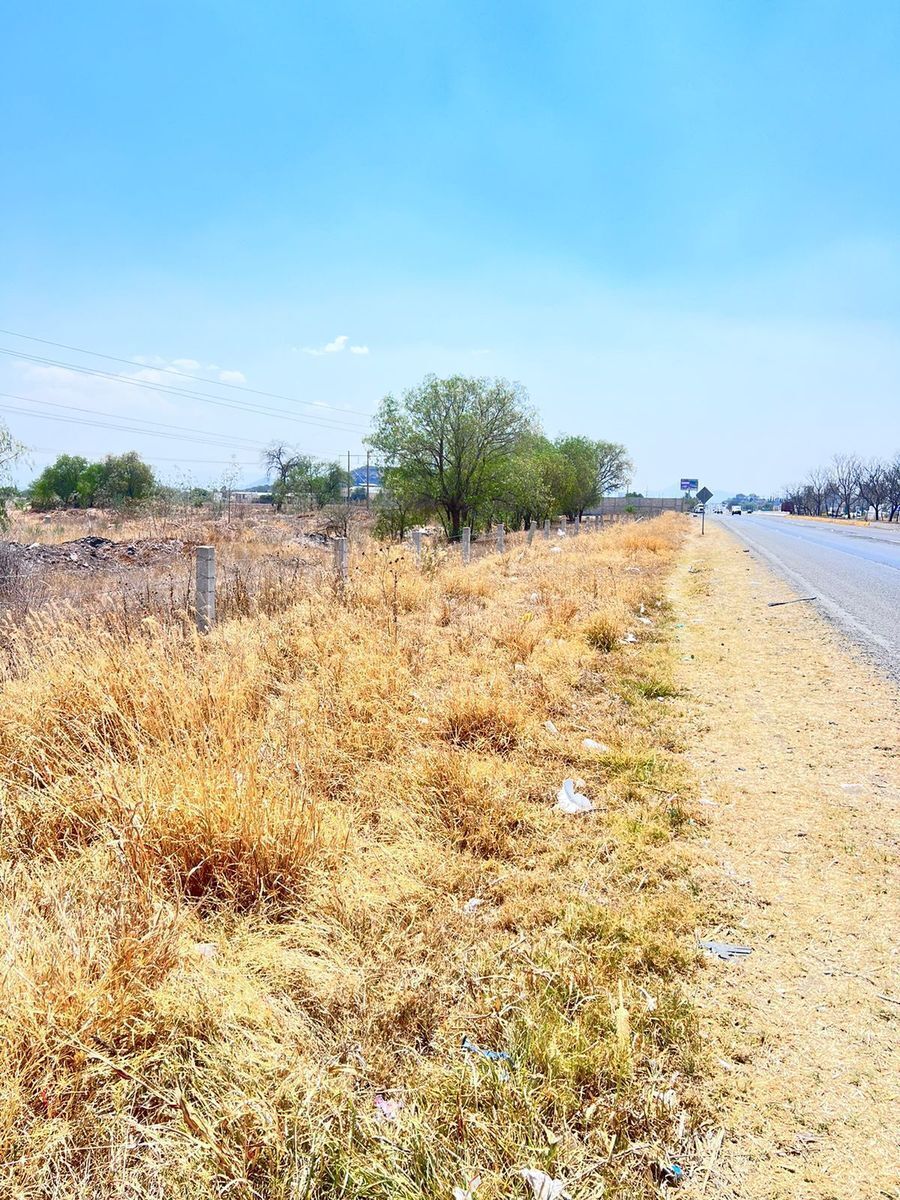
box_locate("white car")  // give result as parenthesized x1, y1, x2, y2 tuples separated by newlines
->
(730, 506, 743, 516)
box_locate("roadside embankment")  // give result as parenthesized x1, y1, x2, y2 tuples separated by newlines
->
(671, 523, 899, 1199)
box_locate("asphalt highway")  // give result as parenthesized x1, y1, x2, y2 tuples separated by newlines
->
(711, 512, 900, 681)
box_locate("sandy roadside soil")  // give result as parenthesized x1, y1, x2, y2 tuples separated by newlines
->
(670, 522, 899, 1199)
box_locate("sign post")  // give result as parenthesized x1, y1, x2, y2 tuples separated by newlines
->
(696, 486, 713, 536)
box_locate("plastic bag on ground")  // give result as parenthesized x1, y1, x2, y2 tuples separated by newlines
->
(582, 738, 609, 752)
(452, 1176, 481, 1200)
(555, 779, 594, 814)
(520, 1168, 571, 1199)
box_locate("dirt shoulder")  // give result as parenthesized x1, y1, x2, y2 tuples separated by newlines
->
(671, 523, 899, 1199)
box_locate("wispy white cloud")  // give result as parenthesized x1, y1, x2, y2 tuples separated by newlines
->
(218, 369, 246, 383)
(301, 334, 349, 356)
(298, 334, 370, 357)
(172, 358, 201, 371)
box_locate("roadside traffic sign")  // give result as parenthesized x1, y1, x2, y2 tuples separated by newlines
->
(680, 478, 698, 491)
(697, 486, 713, 504)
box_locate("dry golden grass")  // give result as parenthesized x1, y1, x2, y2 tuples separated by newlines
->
(0, 515, 707, 1199)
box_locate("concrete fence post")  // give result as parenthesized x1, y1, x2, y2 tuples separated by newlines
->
(461, 526, 471, 565)
(573, 515, 580, 536)
(527, 519, 535, 546)
(411, 528, 423, 565)
(195, 545, 216, 632)
(542, 518, 550, 540)
(333, 536, 349, 583)
(495, 524, 505, 553)
(558, 516, 567, 537)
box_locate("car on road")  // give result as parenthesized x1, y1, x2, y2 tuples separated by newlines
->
(730, 505, 743, 515)
(692, 504, 705, 517)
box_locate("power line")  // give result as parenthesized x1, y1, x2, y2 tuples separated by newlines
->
(0, 396, 271, 453)
(0, 390, 264, 450)
(0, 327, 374, 420)
(0, 346, 372, 435)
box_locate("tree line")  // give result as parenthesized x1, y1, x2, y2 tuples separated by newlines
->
(782, 453, 900, 521)
(28, 452, 158, 510)
(6, 374, 633, 537)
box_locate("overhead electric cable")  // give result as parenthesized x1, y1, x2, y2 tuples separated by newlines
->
(0, 347, 371, 434)
(0, 327, 374, 419)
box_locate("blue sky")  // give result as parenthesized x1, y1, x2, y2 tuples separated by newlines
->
(1, 0, 898, 493)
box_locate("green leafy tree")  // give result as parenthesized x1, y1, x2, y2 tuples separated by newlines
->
(368, 375, 533, 537)
(30, 455, 89, 508)
(373, 467, 433, 540)
(99, 452, 156, 506)
(76, 462, 107, 507)
(553, 436, 633, 518)
(495, 436, 574, 529)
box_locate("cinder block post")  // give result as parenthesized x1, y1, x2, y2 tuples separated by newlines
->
(527, 519, 536, 546)
(333, 536, 349, 583)
(411, 528, 423, 565)
(542, 518, 550, 540)
(461, 526, 471, 565)
(495, 524, 505, 553)
(195, 545, 215, 632)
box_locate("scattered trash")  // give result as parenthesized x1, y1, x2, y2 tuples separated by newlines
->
(514, 662, 526, 672)
(463, 897, 484, 914)
(673, 623, 684, 628)
(461, 1036, 512, 1063)
(530, 592, 540, 602)
(520, 1168, 571, 1199)
(767, 596, 816, 607)
(699, 939, 753, 961)
(417, 716, 430, 725)
(698, 796, 718, 806)
(544, 720, 559, 735)
(555, 778, 594, 814)
(550, 545, 562, 553)
(195, 942, 217, 960)
(452, 1176, 482, 1200)
(582, 738, 609, 752)
(638, 616, 653, 626)
(374, 1094, 403, 1121)
(621, 632, 638, 644)
(638, 985, 657, 1012)
(653, 1162, 684, 1186)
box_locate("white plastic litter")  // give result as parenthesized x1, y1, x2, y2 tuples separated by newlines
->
(550, 545, 562, 553)
(555, 779, 594, 814)
(530, 592, 540, 602)
(621, 632, 638, 643)
(544, 720, 559, 735)
(520, 1168, 571, 1199)
(463, 897, 484, 914)
(638, 616, 653, 625)
(452, 1177, 481, 1200)
(195, 942, 218, 960)
(374, 1095, 402, 1120)
(582, 738, 609, 752)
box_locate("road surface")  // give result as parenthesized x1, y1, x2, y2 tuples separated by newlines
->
(711, 512, 900, 680)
